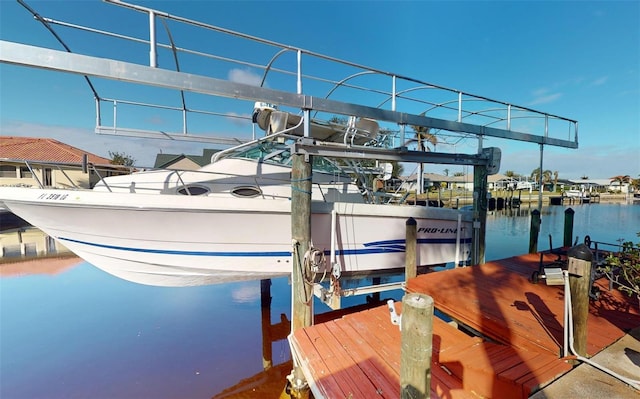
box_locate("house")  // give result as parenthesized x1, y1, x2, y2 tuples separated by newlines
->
(400, 172, 460, 192)
(400, 172, 534, 193)
(607, 177, 632, 193)
(154, 149, 219, 170)
(0, 136, 131, 189)
(564, 179, 609, 193)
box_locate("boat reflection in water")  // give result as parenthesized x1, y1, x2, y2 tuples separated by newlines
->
(3, 204, 638, 398)
(0, 248, 404, 398)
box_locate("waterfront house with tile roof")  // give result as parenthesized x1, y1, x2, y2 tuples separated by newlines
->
(0, 136, 131, 189)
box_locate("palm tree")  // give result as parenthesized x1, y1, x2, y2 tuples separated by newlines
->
(411, 125, 437, 152)
(530, 168, 552, 189)
(531, 168, 553, 183)
(530, 168, 539, 183)
(609, 175, 631, 192)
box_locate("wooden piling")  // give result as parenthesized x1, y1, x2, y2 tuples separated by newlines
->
(563, 208, 575, 247)
(567, 244, 593, 358)
(289, 118, 314, 394)
(400, 293, 434, 399)
(405, 217, 417, 280)
(472, 164, 488, 265)
(529, 209, 541, 254)
(291, 151, 313, 331)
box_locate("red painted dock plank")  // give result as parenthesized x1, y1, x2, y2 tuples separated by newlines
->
(290, 253, 640, 399)
(406, 254, 640, 357)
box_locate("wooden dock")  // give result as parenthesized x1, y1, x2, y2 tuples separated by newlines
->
(289, 253, 640, 398)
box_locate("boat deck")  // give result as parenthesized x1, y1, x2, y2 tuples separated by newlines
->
(289, 252, 640, 398)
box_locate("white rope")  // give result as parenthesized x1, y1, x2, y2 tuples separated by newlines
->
(563, 270, 640, 390)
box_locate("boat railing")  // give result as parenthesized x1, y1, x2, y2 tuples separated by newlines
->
(211, 117, 304, 163)
(11, 156, 378, 202)
(11, 0, 578, 153)
(78, 160, 370, 203)
(12, 160, 133, 191)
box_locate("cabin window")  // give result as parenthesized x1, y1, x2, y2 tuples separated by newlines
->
(231, 186, 262, 198)
(0, 165, 17, 178)
(19, 167, 33, 179)
(177, 185, 209, 195)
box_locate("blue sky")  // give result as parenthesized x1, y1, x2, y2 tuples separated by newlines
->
(1, 0, 638, 180)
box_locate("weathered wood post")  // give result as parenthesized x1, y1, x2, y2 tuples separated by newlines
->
(291, 143, 313, 331)
(405, 217, 417, 280)
(529, 209, 541, 254)
(567, 244, 593, 358)
(289, 111, 314, 394)
(472, 164, 488, 265)
(563, 208, 575, 247)
(400, 293, 434, 399)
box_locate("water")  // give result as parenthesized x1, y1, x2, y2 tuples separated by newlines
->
(1, 203, 638, 398)
(485, 202, 640, 261)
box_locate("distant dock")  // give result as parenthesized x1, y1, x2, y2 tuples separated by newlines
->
(289, 252, 640, 398)
(549, 193, 601, 205)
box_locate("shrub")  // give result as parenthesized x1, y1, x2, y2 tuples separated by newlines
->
(599, 232, 640, 308)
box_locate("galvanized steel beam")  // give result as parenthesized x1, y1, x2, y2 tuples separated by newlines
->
(1, 40, 578, 149)
(292, 139, 495, 167)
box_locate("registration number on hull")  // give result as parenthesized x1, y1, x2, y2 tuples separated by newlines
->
(37, 193, 69, 201)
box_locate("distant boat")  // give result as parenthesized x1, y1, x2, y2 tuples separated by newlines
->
(564, 189, 592, 202)
(0, 104, 472, 287)
(565, 189, 587, 198)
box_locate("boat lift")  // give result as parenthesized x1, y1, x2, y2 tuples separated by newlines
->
(2, 0, 580, 324)
(1, 2, 585, 393)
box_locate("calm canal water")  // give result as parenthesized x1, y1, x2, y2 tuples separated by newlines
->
(1, 203, 638, 398)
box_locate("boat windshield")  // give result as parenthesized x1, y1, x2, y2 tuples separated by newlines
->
(233, 141, 348, 175)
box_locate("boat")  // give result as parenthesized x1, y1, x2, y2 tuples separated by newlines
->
(565, 188, 591, 203)
(0, 105, 473, 287)
(565, 189, 585, 198)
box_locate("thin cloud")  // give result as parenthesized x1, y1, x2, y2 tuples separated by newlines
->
(591, 76, 608, 86)
(529, 92, 562, 106)
(228, 68, 263, 87)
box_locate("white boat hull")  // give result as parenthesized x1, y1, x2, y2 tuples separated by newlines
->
(1, 187, 472, 286)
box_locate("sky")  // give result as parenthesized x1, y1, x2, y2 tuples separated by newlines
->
(0, 0, 638, 181)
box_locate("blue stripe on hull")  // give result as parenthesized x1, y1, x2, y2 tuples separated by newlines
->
(59, 236, 471, 258)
